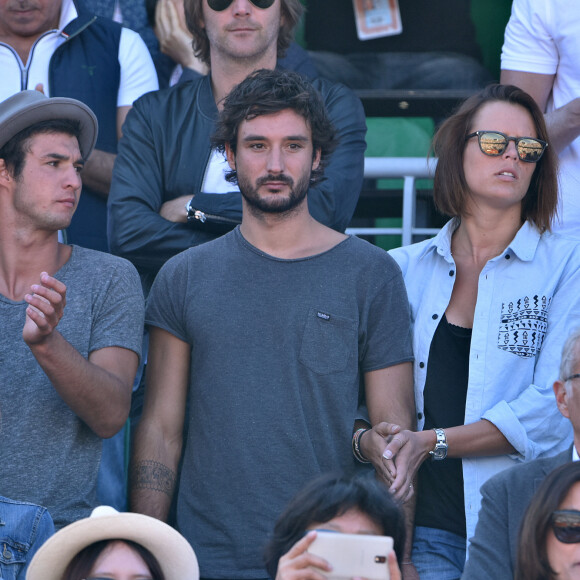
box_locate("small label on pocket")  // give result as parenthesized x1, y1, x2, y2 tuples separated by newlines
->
(300, 307, 356, 375)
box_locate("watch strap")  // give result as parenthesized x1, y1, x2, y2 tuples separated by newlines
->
(429, 427, 448, 460)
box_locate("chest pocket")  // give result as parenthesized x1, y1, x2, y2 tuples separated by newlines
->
(0, 538, 28, 580)
(299, 307, 357, 375)
(497, 294, 552, 359)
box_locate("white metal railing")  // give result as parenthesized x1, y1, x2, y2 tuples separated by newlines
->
(346, 157, 440, 246)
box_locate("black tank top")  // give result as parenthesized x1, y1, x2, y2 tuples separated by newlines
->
(415, 313, 472, 538)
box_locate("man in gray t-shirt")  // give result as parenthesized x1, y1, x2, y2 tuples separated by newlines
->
(131, 70, 414, 579)
(0, 91, 144, 528)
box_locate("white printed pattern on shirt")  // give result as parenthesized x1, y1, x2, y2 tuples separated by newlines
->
(498, 294, 551, 358)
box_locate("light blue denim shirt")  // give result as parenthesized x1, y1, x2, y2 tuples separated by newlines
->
(0, 497, 54, 580)
(390, 219, 580, 542)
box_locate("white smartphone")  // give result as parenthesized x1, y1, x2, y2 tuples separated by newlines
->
(306, 531, 393, 580)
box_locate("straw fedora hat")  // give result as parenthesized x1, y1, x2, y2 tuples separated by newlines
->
(26, 506, 199, 580)
(0, 90, 98, 158)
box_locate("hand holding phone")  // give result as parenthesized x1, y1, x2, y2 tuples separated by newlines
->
(306, 531, 393, 580)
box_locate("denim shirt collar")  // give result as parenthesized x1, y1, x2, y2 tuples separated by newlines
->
(419, 218, 542, 263)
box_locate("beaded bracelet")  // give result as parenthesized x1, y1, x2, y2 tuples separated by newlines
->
(352, 428, 371, 464)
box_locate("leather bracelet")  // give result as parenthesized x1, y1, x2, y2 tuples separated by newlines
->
(352, 428, 371, 464)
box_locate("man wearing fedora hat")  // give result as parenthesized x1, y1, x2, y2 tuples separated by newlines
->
(0, 91, 144, 529)
(0, 0, 158, 253)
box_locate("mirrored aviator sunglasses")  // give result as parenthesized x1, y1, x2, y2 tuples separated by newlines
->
(207, 0, 275, 10)
(552, 510, 580, 544)
(466, 130, 547, 163)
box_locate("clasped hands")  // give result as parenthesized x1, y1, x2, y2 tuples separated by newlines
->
(360, 422, 433, 502)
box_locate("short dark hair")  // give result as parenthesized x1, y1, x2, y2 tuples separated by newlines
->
(0, 119, 81, 180)
(184, 0, 303, 67)
(432, 84, 558, 233)
(212, 68, 337, 184)
(62, 539, 165, 580)
(515, 462, 580, 580)
(263, 473, 406, 578)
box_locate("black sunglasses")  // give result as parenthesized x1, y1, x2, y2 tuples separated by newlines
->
(552, 510, 580, 544)
(466, 130, 548, 163)
(207, 0, 275, 10)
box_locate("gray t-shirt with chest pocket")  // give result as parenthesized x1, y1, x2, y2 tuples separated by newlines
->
(146, 226, 413, 579)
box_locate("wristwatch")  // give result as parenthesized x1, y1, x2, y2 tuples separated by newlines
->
(429, 428, 448, 460)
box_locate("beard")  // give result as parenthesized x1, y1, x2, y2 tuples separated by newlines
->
(237, 170, 311, 215)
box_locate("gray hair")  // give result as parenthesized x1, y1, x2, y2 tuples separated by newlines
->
(559, 328, 580, 382)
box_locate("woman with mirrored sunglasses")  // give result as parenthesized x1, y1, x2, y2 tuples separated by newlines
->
(516, 461, 580, 580)
(357, 84, 580, 579)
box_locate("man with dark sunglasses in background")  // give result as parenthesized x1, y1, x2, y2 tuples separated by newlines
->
(108, 0, 367, 296)
(461, 328, 580, 580)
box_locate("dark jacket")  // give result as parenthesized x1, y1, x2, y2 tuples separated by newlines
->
(462, 447, 573, 580)
(108, 74, 366, 283)
(50, 0, 122, 252)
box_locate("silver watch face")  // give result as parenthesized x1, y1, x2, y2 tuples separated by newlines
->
(430, 429, 448, 460)
(431, 445, 447, 460)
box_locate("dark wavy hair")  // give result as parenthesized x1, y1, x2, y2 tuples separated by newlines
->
(184, 0, 303, 66)
(515, 462, 580, 580)
(212, 68, 337, 184)
(0, 119, 81, 180)
(62, 539, 165, 580)
(432, 83, 558, 233)
(263, 473, 406, 578)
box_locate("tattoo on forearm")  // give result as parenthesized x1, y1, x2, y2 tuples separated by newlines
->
(133, 460, 176, 496)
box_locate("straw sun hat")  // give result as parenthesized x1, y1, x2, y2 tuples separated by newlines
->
(26, 506, 199, 580)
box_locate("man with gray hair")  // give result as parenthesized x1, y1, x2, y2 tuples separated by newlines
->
(461, 329, 579, 580)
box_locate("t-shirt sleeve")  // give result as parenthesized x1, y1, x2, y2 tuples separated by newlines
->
(117, 28, 159, 107)
(359, 255, 414, 372)
(89, 258, 144, 358)
(145, 254, 190, 342)
(501, 0, 558, 75)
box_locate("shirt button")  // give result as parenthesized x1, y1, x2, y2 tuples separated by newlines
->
(419, 362, 425, 368)
(432, 314, 439, 320)
(505, 254, 511, 259)
(417, 412, 423, 420)
(449, 270, 455, 276)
